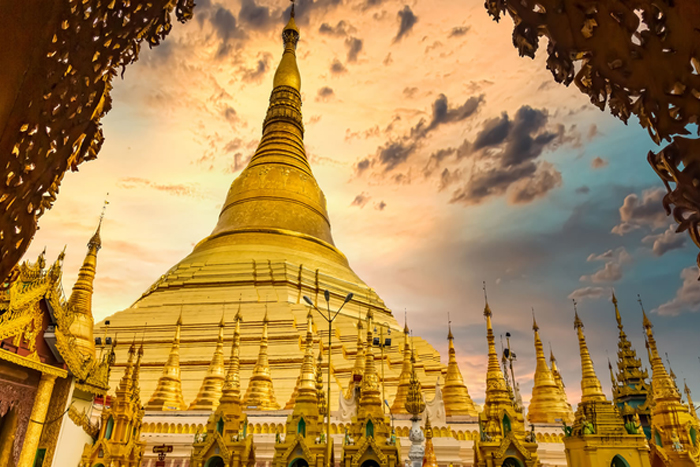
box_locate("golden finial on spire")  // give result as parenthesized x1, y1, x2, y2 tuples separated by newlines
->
(532, 308, 538, 332)
(444, 304, 477, 416)
(572, 303, 606, 403)
(242, 304, 280, 410)
(189, 313, 227, 410)
(529, 308, 574, 424)
(147, 312, 187, 410)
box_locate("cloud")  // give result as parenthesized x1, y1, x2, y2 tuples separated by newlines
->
(330, 59, 347, 74)
(351, 192, 371, 208)
(580, 247, 631, 283)
(576, 185, 590, 194)
(507, 161, 562, 204)
(117, 177, 202, 197)
(611, 187, 668, 235)
(449, 26, 470, 38)
(281, 0, 343, 26)
(319, 20, 354, 36)
(449, 106, 570, 205)
(383, 53, 393, 66)
(209, 7, 246, 58)
(568, 286, 607, 301)
(591, 156, 608, 169)
(239, 53, 272, 82)
(363, 94, 483, 174)
(394, 5, 418, 42)
(654, 267, 700, 316)
(345, 37, 363, 62)
(316, 86, 335, 102)
(642, 224, 686, 256)
(375, 201, 387, 211)
(403, 87, 419, 99)
(238, 0, 273, 31)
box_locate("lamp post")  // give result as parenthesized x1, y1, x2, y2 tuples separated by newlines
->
(303, 290, 353, 467)
(372, 321, 391, 413)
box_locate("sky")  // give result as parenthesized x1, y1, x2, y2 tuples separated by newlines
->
(24, 0, 700, 406)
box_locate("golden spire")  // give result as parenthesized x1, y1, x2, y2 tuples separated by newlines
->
(443, 317, 478, 417)
(390, 316, 413, 413)
(642, 300, 681, 404)
(422, 414, 438, 467)
(573, 303, 607, 403)
(243, 308, 280, 410)
(221, 305, 242, 405)
(67, 212, 105, 358)
(358, 309, 383, 418)
(118, 341, 137, 395)
(685, 380, 698, 419)
(196, 0, 341, 258)
(528, 311, 574, 424)
(404, 350, 425, 417)
(481, 291, 513, 438)
(346, 315, 365, 398)
(189, 313, 227, 410)
(286, 309, 317, 408)
(549, 345, 566, 393)
(146, 313, 187, 410)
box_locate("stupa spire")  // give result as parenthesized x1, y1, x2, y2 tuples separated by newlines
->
(358, 309, 383, 418)
(481, 291, 512, 438)
(528, 311, 574, 424)
(573, 302, 606, 403)
(346, 314, 365, 398)
(390, 315, 413, 413)
(67, 207, 106, 358)
(443, 315, 477, 416)
(146, 312, 187, 410)
(422, 414, 438, 467)
(549, 344, 567, 393)
(221, 304, 242, 404)
(286, 309, 317, 408)
(243, 307, 280, 410)
(189, 313, 227, 410)
(196, 0, 341, 257)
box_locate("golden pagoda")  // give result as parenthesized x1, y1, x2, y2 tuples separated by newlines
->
(189, 314, 227, 410)
(549, 347, 567, 396)
(473, 295, 539, 467)
(79, 342, 146, 467)
(242, 309, 281, 410)
(273, 307, 328, 467)
(642, 306, 700, 467)
(346, 317, 366, 399)
(563, 306, 651, 467)
(443, 322, 478, 417)
(95, 0, 444, 406)
(191, 309, 255, 467)
(422, 415, 438, 467)
(528, 314, 574, 425)
(340, 309, 401, 467)
(610, 293, 652, 437)
(390, 321, 412, 414)
(145, 313, 188, 410)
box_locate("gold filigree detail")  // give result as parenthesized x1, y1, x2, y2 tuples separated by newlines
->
(68, 405, 99, 439)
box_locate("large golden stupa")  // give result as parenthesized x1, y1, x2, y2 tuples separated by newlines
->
(97, 12, 450, 409)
